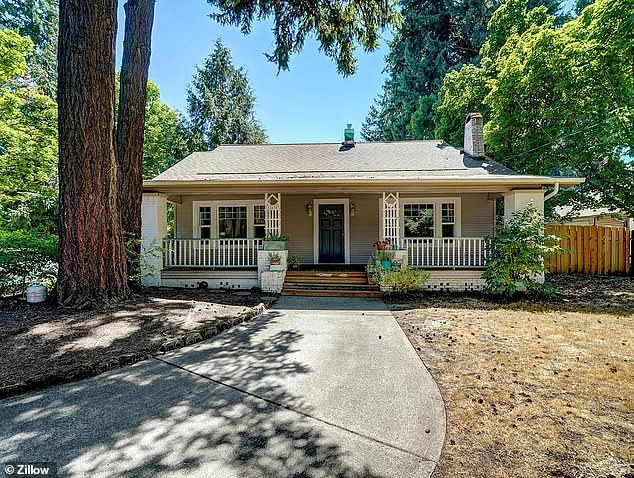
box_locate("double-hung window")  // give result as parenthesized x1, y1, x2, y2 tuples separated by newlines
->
(441, 203, 456, 237)
(218, 206, 247, 238)
(199, 206, 212, 239)
(253, 205, 266, 238)
(404, 203, 435, 238)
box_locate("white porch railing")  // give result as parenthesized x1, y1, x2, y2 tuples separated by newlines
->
(163, 238, 263, 268)
(403, 237, 487, 268)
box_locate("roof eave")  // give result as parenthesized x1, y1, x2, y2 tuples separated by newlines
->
(143, 176, 585, 190)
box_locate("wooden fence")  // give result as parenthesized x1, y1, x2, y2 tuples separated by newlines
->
(545, 225, 631, 275)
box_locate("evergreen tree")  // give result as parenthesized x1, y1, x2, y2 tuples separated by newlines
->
(362, 0, 563, 141)
(186, 39, 267, 150)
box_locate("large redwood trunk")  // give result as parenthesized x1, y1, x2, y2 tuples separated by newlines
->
(117, 0, 156, 281)
(57, 0, 129, 307)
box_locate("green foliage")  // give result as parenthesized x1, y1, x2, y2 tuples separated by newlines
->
(361, 0, 563, 142)
(374, 267, 430, 295)
(264, 233, 290, 242)
(206, 0, 400, 76)
(267, 252, 282, 263)
(482, 204, 561, 297)
(186, 39, 267, 151)
(143, 81, 190, 178)
(376, 250, 395, 262)
(435, 0, 634, 215)
(0, 229, 57, 295)
(0, 0, 59, 97)
(408, 95, 437, 140)
(288, 254, 301, 270)
(0, 29, 57, 233)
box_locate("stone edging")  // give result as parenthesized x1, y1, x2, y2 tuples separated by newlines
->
(0, 299, 275, 400)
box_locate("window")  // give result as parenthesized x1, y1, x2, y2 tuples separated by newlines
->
(218, 206, 247, 238)
(199, 206, 212, 238)
(404, 203, 434, 237)
(441, 202, 455, 237)
(254, 205, 266, 238)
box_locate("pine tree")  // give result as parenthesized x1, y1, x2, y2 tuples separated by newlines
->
(186, 39, 267, 150)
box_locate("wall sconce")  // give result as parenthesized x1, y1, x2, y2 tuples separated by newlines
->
(306, 203, 313, 216)
(350, 203, 356, 216)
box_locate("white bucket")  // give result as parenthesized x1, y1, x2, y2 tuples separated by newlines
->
(26, 284, 47, 304)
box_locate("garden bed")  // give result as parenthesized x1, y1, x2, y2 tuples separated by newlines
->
(0, 288, 276, 399)
(388, 275, 634, 478)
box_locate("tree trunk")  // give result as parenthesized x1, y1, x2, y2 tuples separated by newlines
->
(117, 0, 156, 282)
(57, 0, 129, 307)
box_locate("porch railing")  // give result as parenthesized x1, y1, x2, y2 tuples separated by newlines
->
(163, 238, 263, 268)
(402, 237, 487, 268)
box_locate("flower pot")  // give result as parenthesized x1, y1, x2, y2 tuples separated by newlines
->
(375, 242, 387, 251)
(263, 241, 286, 251)
(381, 260, 392, 270)
(270, 263, 284, 271)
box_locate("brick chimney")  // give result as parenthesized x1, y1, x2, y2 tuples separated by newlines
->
(463, 112, 484, 158)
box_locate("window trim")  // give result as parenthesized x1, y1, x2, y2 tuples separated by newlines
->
(192, 200, 265, 239)
(401, 197, 462, 238)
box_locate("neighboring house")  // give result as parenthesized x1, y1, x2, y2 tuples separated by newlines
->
(141, 113, 583, 293)
(553, 206, 632, 229)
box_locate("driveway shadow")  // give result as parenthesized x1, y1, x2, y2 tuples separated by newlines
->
(0, 309, 398, 478)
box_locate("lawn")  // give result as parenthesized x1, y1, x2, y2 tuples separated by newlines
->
(389, 275, 634, 478)
(0, 288, 274, 398)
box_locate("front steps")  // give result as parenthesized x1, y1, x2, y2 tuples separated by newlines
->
(282, 270, 382, 298)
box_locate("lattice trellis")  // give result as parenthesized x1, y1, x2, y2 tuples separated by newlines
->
(382, 192, 400, 246)
(264, 193, 281, 237)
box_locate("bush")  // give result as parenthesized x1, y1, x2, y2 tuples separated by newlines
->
(482, 204, 561, 297)
(0, 230, 58, 296)
(374, 267, 430, 295)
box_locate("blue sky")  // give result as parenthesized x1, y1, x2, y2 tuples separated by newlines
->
(116, 1, 391, 144)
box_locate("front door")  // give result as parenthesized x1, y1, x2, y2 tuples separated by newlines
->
(319, 204, 345, 263)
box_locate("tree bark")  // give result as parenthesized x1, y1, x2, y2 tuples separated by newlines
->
(58, 0, 129, 307)
(117, 0, 156, 281)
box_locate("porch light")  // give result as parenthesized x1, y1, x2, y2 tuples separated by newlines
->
(306, 203, 313, 216)
(350, 203, 356, 216)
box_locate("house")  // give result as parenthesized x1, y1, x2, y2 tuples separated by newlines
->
(553, 205, 632, 229)
(141, 113, 584, 294)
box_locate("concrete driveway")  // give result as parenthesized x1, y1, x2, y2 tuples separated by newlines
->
(0, 296, 445, 478)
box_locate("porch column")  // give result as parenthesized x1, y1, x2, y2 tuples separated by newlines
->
(382, 192, 400, 246)
(503, 188, 545, 283)
(141, 193, 167, 286)
(264, 193, 281, 237)
(503, 189, 544, 222)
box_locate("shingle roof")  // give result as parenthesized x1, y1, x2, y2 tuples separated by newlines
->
(146, 141, 570, 184)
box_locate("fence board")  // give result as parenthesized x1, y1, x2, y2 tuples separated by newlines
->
(546, 224, 631, 275)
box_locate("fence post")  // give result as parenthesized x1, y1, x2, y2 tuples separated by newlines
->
(626, 229, 634, 277)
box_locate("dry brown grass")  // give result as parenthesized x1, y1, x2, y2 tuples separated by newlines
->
(389, 275, 634, 478)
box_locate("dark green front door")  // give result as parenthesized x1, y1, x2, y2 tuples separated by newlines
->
(319, 204, 345, 263)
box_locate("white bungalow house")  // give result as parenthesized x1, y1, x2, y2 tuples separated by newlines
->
(141, 113, 584, 295)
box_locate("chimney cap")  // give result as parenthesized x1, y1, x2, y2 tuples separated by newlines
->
(465, 112, 483, 124)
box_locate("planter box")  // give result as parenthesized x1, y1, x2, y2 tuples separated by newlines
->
(263, 241, 287, 251)
(270, 264, 284, 271)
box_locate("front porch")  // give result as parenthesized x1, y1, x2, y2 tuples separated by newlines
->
(141, 188, 545, 292)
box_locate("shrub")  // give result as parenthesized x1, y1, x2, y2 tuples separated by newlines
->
(374, 267, 430, 295)
(288, 255, 301, 270)
(376, 250, 395, 262)
(482, 204, 561, 297)
(0, 230, 58, 296)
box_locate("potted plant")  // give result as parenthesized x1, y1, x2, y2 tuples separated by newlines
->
(263, 233, 290, 251)
(268, 252, 283, 271)
(377, 250, 395, 270)
(366, 259, 377, 285)
(374, 240, 389, 251)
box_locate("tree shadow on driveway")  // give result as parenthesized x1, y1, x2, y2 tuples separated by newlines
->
(0, 309, 411, 478)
